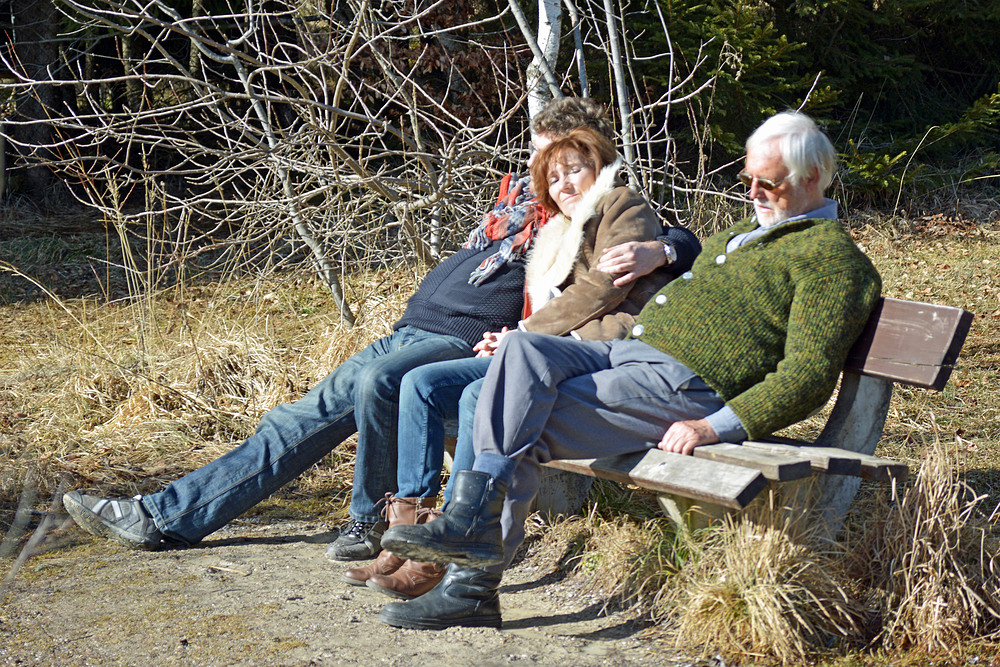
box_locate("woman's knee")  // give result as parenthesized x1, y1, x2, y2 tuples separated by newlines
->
(459, 377, 485, 410)
(401, 365, 440, 404)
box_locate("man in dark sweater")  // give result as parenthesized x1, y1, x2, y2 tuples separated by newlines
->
(61, 98, 699, 553)
(378, 111, 883, 631)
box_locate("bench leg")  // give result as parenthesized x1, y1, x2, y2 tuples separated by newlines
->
(657, 481, 822, 540)
(812, 373, 893, 537)
(745, 479, 822, 540)
(657, 494, 732, 532)
(531, 469, 594, 517)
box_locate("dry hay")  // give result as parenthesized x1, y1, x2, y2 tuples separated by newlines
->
(652, 511, 863, 665)
(847, 438, 1000, 653)
(522, 506, 676, 614)
(1, 267, 406, 497)
(640, 438, 1000, 663)
(574, 515, 675, 606)
(93, 337, 299, 434)
(9, 326, 319, 491)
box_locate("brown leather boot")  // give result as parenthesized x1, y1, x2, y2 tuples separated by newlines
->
(365, 507, 446, 599)
(366, 558, 447, 599)
(341, 495, 436, 586)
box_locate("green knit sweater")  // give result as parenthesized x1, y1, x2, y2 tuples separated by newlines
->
(633, 216, 882, 439)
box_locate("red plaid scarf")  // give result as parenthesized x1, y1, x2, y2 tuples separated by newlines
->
(463, 173, 548, 286)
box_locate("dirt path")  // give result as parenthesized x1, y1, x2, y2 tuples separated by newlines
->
(1, 517, 709, 666)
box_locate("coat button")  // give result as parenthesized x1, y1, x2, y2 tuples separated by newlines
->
(655, 294, 667, 305)
(682, 271, 693, 280)
(631, 324, 645, 337)
(715, 254, 727, 264)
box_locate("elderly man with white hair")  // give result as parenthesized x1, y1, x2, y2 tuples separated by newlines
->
(377, 110, 884, 631)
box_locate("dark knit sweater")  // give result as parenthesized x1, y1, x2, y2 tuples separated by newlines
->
(633, 216, 882, 439)
(394, 241, 526, 347)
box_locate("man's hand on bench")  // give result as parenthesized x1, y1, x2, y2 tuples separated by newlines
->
(657, 418, 720, 456)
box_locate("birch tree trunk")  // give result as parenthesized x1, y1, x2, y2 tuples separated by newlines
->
(527, 0, 563, 118)
(602, 0, 636, 185)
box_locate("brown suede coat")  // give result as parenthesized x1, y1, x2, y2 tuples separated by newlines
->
(521, 163, 667, 340)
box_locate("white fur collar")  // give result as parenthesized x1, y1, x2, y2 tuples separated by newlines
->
(525, 159, 622, 311)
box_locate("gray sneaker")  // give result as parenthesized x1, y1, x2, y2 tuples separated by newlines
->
(325, 519, 386, 561)
(63, 490, 163, 550)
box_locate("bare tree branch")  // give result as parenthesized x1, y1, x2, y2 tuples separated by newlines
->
(1, 0, 722, 321)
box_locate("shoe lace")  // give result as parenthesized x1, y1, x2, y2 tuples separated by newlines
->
(343, 519, 377, 539)
(376, 493, 426, 522)
(374, 491, 395, 521)
(415, 507, 443, 523)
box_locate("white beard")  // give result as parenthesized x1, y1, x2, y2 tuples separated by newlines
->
(754, 201, 785, 228)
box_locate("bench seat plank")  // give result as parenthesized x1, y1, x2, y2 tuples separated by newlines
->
(742, 440, 908, 482)
(693, 443, 813, 481)
(544, 449, 767, 510)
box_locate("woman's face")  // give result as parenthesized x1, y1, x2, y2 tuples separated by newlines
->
(546, 148, 597, 217)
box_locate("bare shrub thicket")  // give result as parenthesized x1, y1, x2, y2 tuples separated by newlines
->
(2, 0, 722, 324)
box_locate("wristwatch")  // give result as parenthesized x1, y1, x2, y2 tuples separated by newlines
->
(655, 235, 677, 265)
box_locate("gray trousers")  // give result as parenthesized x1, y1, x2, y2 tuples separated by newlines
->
(471, 332, 725, 569)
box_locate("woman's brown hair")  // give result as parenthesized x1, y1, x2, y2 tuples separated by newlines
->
(531, 127, 618, 214)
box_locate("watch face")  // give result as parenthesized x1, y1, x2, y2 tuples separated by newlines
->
(653, 236, 674, 263)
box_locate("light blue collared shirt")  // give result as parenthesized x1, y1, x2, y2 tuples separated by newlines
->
(726, 199, 839, 253)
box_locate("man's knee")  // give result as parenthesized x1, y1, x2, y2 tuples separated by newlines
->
(355, 361, 402, 403)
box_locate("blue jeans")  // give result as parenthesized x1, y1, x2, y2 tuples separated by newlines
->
(395, 357, 491, 503)
(140, 326, 473, 545)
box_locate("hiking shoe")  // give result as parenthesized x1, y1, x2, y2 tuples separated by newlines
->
(325, 519, 386, 561)
(63, 490, 163, 550)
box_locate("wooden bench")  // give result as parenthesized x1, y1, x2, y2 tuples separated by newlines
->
(539, 297, 974, 534)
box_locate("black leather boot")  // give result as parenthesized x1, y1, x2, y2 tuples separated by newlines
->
(378, 564, 501, 630)
(380, 470, 507, 568)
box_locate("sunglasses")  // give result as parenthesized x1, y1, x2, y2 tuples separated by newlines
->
(737, 172, 786, 191)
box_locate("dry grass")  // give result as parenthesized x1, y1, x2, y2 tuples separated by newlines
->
(650, 509, 864, 665)
(846, 439, 1000, 653)
(639, 440, 1000, 665)
(523, 506, 677, 611)
(0, 232, 415, 513)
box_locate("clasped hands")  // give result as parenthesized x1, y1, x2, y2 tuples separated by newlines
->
(474, 327, 511, 357)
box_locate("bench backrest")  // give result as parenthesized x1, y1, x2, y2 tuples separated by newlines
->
(844, 297, 974, 391)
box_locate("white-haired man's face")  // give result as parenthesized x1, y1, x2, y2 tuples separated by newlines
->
(743, 139, 824, 228)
